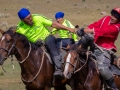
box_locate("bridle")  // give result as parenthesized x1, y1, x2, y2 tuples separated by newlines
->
(0, 42, 16, 59)
(0, 37, 31, 64)
(0, 40, 16, 74)
(64, 50, 79, 74)
(0, 34, 46, 83)
(64, 50, 90, 74)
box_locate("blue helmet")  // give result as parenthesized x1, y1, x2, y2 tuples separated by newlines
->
(18, 8, 30, 20)
(55, 12, 64, 19)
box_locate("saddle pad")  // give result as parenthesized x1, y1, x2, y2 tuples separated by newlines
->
(46, 49, 67, 65)
(45, 52, 53, 64)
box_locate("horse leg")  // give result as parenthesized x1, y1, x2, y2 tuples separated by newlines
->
(44, 86, 51, 90)
(25, 86, 45, 90)
(25, 86, 27, 90)
(69, 79, 75, 90)
(25, 86, 30, 90)
(74, 82, 85, 90)
(69, 78, 82, 90)
(25, 86, 33, 90)
(54, 85, 67, 90)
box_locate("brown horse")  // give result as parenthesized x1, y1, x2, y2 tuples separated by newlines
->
(63, 44, 120, 90)
(0, 27, 72, 90)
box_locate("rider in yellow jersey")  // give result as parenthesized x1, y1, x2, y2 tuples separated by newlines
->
(16, 14, 52, 42)
(16, 8, 75, 79)
(52, 12, 78, 45)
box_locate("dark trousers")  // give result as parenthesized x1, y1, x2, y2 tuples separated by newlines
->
(45, 35, 60, 58)
(45, 35, 75, 57)
(93, 48, 113, 80)
(56, 38, 75, 48)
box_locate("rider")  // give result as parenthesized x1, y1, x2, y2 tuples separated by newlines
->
(16, 8, 75, 79)
(52, 11, 78, 46)
(77, 7, 120, 90)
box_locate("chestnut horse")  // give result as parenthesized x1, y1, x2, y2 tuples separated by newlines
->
(0, 27, 72, 90)
(63, 44, 120, 90)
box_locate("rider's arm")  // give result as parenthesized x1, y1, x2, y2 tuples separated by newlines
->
(51, 21, 75, 33)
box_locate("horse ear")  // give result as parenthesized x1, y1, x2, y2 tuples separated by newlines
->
(78, 45, 82, 50)
(9, 26, 17, 33)
(0, 29, 4, 34)
(12, 28, 16, 33)
(66, 44, 71, 50)
(77, 45, 82, 53)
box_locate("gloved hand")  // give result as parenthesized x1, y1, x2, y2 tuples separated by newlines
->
(76, 28, 85, 37)
(75, 25, 79, 28)
(85, 33, 94, 46)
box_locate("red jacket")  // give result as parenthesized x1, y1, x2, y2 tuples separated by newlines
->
(88, 16, 120, 52)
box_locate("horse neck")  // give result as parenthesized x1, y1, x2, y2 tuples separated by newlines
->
(14, 42, 31, 63)
(15, 42, 46, 68)
(77, 56, 89, 78)
(79, 57, 96, 80)
(14, 43, 46, 74)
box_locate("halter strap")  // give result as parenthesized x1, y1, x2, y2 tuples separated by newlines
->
(74, 51, 90, 74)
(21, 46, 46, 83)
(17, 43, 31, 63)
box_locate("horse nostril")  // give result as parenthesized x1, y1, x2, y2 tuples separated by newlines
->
(0, 56, 5, 65)
(0, 60, 3, 65)
(66, 72, 72, 79)
(63, 72, 68, 79)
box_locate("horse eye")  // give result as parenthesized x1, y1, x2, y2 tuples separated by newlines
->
(6, 40, 10, 43)
(75, 57, 77, 60)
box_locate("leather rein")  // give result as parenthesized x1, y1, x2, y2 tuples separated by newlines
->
(0, 37, 46, 83)
(64, 50, 90, 74)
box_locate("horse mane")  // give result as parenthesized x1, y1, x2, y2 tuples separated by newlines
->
(88, 59, 96, 71)
(69, 44, 96, 71)
(4, 26, 43, 50)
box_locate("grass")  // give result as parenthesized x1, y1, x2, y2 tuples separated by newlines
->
(0, 60, 25, 90)
(0, 58, 71, 90)
(0, 0, 120, 89)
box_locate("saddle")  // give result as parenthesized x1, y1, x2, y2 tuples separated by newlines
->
(35, 39, 71, 65)
(34, 41, 53, 64)
(110, 56, 120, 76)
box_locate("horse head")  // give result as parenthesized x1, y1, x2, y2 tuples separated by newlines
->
(63, 49, 79, 79)
(0, 26, 35, 66)
(0, 27, 17, 65)
(63, 44, 88, 79)
(63, 33, 94, 79)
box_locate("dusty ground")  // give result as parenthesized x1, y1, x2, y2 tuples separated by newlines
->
(0, 0, 120, 29)
(0, 0, 120, 90)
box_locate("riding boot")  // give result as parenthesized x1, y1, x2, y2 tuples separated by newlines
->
(53, 55, 63, 79)
(106, 77, 118, 90)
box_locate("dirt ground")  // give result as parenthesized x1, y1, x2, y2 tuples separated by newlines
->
(0, 0, 120, 90)
(1, 0, 120, 53)
(0, 0, 120, 30)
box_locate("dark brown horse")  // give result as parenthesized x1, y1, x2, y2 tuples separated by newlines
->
(63, 44, 120, 90)
(0, 27, 72, 90)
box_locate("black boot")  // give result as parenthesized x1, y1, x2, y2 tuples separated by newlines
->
(53, 55, 63, 79)
(106, 77, 118, 90)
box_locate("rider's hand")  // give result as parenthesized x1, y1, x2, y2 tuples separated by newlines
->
(69, 28, 76, 33)
(75, 25, 79, 28)
(76, 28, 85, 37)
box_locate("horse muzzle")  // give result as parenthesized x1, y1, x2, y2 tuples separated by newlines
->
(63, 71, 73, 79)
(0, 56, 6, 65)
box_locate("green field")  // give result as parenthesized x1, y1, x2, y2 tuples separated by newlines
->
(0, 0, 120, 89)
